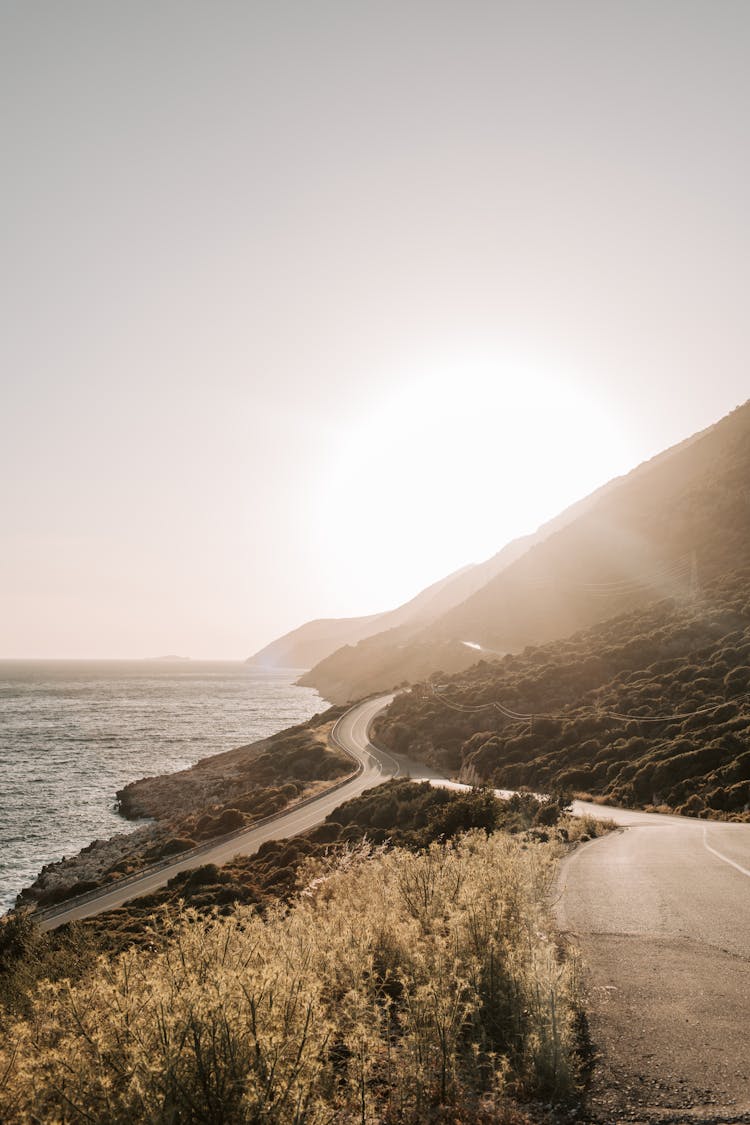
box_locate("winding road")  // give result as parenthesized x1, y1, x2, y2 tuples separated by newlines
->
(557, 801, 750, 1122)
(36, 695, 441, 932)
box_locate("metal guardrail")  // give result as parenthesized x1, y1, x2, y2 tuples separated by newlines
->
(30, 705, 368, 924)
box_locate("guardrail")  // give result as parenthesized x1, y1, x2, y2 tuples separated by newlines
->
(30, 705, 368, 924)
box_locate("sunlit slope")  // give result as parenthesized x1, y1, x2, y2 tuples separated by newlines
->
(248, 537, 535, 670)
(301, 401, 749, 702)
(246, 612, 381, 670)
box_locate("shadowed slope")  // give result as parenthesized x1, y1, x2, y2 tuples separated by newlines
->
(374, 571, 750, 816)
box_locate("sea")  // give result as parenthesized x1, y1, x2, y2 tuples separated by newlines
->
(0, 661, 328, 915)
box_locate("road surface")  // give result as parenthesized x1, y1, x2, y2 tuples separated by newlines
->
(557, 801, 750, 1123)
(37, 695, 441, 932)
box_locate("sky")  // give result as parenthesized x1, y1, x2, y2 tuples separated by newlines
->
(2, 1, 749, 659)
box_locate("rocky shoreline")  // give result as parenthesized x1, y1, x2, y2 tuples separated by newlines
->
(16, 706, 349, 913)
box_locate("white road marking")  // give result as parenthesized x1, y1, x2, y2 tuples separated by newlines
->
(703, 827, 750, 879)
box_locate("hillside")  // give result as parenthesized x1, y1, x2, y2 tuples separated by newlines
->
(373, 566, 750, 818)
(246, 611, 380, 670)
(301, 402, 749, 702)
(264, 415, 711, 681)
(245, 564, 479, 669)
(16, 711, 351, 911)
(247, 541, 534, 669)
(249, 453, 650, 672)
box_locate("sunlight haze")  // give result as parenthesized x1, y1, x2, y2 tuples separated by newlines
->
(318, 345, 634, 605)
(2, 1, 749, 657)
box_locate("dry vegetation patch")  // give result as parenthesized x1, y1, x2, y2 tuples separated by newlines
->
(0, 833, 584, 1124)
(60, 783, 585, 940)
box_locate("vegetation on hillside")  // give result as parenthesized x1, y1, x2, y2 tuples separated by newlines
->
(374, 580, 750, 818)
(116, 715, 351, 821)
(1, 832, 584, 1123)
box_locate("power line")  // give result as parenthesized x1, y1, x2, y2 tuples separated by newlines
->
(572, 554, 693, 590)
(422, 550, 727, 727)
(521, 553, 694, 595)
(431, 682, 537, 723)
(593, 700, 727, 723)
(430, 680, 743, 728)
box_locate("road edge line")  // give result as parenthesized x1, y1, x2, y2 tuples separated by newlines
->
(702, 827, 750, 879)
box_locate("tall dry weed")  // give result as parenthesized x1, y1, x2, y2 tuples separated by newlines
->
(0, 833, 582, 1123)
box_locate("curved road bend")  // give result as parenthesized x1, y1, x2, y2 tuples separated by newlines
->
(413, 781, 750, 1119)
(38, 695, 442, 933)
(557, 801, 750, 1122)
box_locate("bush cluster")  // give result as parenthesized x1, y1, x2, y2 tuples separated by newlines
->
(92, 783, 569, 935)
(374, 580, 750, 819)
(23, 724, 353, 911)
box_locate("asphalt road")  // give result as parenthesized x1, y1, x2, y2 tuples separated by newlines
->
(557, 802, 750, 1123)
(37, 694, 442, 932)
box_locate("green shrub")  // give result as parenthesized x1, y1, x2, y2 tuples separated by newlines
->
(160, 837, 197, 857)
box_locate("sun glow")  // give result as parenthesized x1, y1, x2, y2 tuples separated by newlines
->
(318, 347, 634, 613)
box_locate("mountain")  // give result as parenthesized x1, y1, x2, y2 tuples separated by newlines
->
(258, 427, 684, 677)
(248, 541, 535, 670)
(246, 565, 478, 669)
(300, 401, 750, 702)
(247, 613, 381, 670)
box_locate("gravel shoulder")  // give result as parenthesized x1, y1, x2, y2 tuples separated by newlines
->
(576, 932, 750, 1123)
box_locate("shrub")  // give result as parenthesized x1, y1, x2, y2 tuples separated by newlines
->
(159, 837, 197, 858)
(724, 666, 750, 694)
(374, 597, 750, 819)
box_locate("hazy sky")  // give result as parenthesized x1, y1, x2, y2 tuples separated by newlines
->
(2, 1, 749, 659)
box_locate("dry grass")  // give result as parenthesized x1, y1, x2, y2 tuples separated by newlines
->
(560, 813, 615, 843)
(0, 833, 583, 1123)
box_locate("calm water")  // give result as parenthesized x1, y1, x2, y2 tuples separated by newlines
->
(0, 661, 328, 914)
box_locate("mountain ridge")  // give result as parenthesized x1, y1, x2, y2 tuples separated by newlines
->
(252, 428, 701, 675)
(299, 402, 748, 702)
(247, 542, 537, 670)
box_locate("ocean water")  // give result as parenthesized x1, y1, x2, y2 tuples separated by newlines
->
(0, 661, 328, 915)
